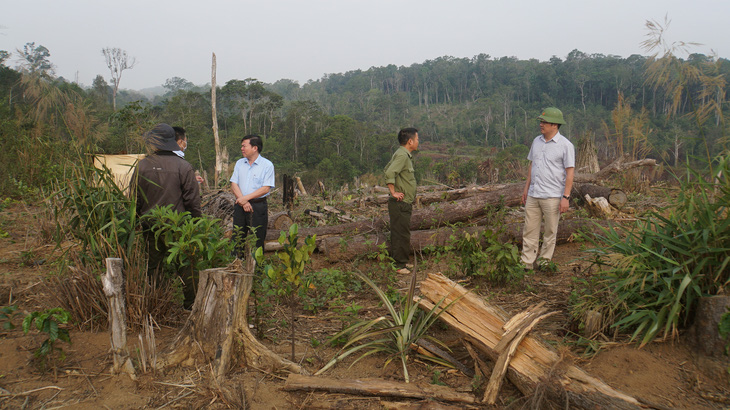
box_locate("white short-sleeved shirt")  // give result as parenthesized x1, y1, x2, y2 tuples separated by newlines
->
(527, 132, 575, 198)
(230, 155, 275, 197)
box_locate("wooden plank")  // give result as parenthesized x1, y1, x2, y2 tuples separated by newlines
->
(283, 374, 476, 404)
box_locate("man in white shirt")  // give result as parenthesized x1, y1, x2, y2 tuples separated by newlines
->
(521, 107, 575, 271)
(230, 135, 275, 258)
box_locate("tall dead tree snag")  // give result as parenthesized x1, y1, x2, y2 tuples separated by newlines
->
(417, 273, 641, 408)
(102, 257, 136, 380)
(211, 52, 228, 187)
(158, 256, 306, 381)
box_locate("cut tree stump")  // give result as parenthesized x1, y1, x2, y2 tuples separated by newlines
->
(416, 273, 641, 408)
(574, 184, 628, 210)
(157, 257, 306, 381)
(102, 257, 136, 380)
(283, 374, 476, 405)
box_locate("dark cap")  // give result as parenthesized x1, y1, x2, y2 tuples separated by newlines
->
(145, 123, 180, 151)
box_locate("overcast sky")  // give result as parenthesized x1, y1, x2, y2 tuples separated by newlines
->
(1, 0, 728, 91)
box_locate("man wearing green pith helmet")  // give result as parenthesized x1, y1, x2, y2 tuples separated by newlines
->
(521, 107, 575, 271)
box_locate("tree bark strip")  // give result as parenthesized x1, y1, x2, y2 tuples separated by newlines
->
(416, 273, 641, 408)
(283, 374, 476, 404)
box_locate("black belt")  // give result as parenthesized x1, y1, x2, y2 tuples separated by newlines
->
(250, 197, 267, 204)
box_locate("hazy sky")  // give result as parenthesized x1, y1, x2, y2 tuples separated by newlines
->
(2, 0, 728, 90)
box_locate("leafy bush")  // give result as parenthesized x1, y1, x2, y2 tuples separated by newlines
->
(451, 229, 524, 284)
(574, 153, 730, 346)
(22, 307, 72, 368)
(143, 205, 234, 273)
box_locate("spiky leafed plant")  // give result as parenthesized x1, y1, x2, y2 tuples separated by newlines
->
(316, 266, 458, 383)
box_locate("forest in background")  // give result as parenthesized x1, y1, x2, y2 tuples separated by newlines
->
(0, 26, 728, 198)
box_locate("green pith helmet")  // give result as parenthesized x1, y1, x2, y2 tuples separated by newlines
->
(537, 107, 566, 125)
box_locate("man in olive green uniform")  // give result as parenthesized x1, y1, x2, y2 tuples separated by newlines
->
(384, 128, 419, 274)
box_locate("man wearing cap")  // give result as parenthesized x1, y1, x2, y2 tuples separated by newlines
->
(132, 123, 201, 308)
(521, 108, 575, 271)
(230, 134, 274, 258)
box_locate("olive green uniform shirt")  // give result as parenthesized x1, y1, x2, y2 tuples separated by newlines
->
(384, 146, 416, 204)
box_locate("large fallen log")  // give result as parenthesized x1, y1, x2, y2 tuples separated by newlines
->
(343, 184, 511, 207)
(574, 154, 656, 183)
(416, 273, 641, 408)
(266, 183, 524, 243)
(317, 219, 608, 261)
(283, 374, 476, 405)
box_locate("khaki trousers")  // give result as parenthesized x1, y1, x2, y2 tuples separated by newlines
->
(521, 196, 561, 268)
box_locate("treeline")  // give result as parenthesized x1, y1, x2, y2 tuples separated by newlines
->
(0, 44, 728, 197)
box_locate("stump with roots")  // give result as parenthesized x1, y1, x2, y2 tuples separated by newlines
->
(157, 253, 307, 381)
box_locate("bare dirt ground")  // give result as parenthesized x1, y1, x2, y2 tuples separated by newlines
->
(1, 197, 730, 409)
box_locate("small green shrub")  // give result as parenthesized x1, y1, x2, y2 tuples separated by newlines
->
(256, 224, 316, 361)
(143, 205, 234, 273)
(1, 305, 19, 330)
(451, 229, 524, 284)
(22, 308, 72, 368)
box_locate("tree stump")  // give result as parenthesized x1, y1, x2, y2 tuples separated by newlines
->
(688, 296, 730, 357)
(102, 258, 136, 380)
(157, 256, 307, 381)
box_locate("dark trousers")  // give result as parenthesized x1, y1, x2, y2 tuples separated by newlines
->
(233, 201, 268, 258)
(144, 229, 196, 309)
(388, 198, 412, 268)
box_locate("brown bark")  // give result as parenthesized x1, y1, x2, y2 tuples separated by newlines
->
(283, 374, 476, 404)
(417, 273, 642, 408)
(343, 184, 510, 207)
(157, 258, 306, 381)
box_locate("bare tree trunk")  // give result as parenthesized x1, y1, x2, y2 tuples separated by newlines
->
(211, 53, 227, 187)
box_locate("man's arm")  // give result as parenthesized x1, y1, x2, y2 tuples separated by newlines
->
(384, 151, 406, 201)
(560, 167, 574, 213)
(232, 183, 271, 212)
(521, 163, 532, 205)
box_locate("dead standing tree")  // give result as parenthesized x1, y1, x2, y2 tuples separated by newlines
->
(101, 47, 135, 112)
(211, 52, 228, 187)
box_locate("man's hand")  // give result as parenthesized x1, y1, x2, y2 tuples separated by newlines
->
(392, 192, 405, 201)
(560, 197, 570, 213)
(235, 197, 253, 212)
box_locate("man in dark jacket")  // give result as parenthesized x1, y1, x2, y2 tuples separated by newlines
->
(132, 123, 201, 308)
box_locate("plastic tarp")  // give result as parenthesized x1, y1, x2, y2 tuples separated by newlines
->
(92, 154, 145, 190)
